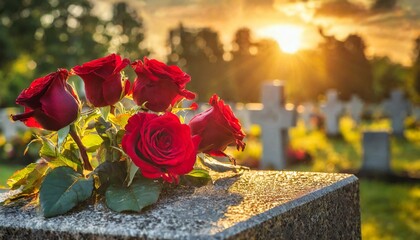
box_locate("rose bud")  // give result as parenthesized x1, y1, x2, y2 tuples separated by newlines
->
(189, 94, 246, 156)
(131, 57, 196, 112)
(122, 112, 200, 183)
(12, 69, 79, 131)
(72, 53, 130, 107)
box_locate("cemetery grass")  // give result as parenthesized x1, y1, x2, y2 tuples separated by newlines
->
(233, 117, 420, 239)
(287, 118, 420, 239)
(360, 180, 420, 240)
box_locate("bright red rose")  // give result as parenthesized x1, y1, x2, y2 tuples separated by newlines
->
(72, 54, 130, 107)
(12, 69, 79, 131)
(131, 57, 195, 112)
(189, 94, 246, 156)
(122, 112, 200, 183)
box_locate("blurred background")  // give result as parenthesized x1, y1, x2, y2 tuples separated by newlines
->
(0, 0, 419, 239)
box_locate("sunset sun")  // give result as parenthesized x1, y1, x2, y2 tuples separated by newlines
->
(256, 25, 303, 54)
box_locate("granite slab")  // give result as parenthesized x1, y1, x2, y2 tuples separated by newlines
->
(0, 171, 360, 240)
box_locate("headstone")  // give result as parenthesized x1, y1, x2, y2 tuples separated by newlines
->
(0, 108, 26, 141)
(383, 90, 410, 136)
(300, 102, 315, 130)
(360, 131, 391, 176)
(412, 105, 420, 122)
(250, 81, 296, 169)
(347, 95, 364, 124)
(322, 89, 344, 136)
(0, 171, 361, 239)
(232, 103, 252, 132)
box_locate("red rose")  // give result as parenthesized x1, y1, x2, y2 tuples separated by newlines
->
(122, 112, 200, 183)
(189, 94, 246, 156)
(131, 57, 195, 112)
(72, 54, 130, 107)
(11, 69, 79, 131)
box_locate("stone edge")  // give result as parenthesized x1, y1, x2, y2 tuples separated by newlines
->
(211, 174, 359, 240)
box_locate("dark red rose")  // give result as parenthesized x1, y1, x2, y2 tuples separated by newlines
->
(11, 69, 79, 131)
(131, 57, 195, 112)
(189, 94, 246, 156)
(122, 112, 200, 183)
(72, 54, 130, 107)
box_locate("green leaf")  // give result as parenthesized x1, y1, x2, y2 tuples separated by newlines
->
(93, 161, 126, 194)
(81, 134, 104, 152)
(40, 137, 57, 158)
(24, 138, 41, 156)
(39, 167, 93, 218)
(21, 161, 50, 193)
(95, 117, 113, 139)
(5, 161, 50, 207)
(57, 126, 70, 150)
(81, 109, 101, 130)
(127, 160, 139, 187)
(198, 154, 250, 173)
(109, 113, 130, 128)
(105, 177, 161, 213)
(49, 155, 80, 172)
(180, 169, 212, 187)
(7, 163, 37, 189)
(100, 106, 110, 120)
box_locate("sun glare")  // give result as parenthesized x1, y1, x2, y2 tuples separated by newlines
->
(256, 25, 303, 54)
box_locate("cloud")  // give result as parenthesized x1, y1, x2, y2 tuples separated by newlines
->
(314, 0, 369, 18)
(111, 0, 420, 65)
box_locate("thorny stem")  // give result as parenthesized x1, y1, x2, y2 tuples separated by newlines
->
(69, 125, 93, 171)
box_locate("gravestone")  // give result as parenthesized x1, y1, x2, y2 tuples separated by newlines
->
(412, 105, 420, 122)
(0, 108, 26, 141)
(360, 131, 391, 176)
(0, 171, 361, 239)
(300, 102, 315, 130)
(383, 90, 410, 136)
(233, 103, 252, 132)
(322, 90, 344, 136)
(347, 95, 364, 125)
(250, 81, 296, 169)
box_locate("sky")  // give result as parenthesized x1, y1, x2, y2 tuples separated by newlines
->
(94, 0, 420, 65)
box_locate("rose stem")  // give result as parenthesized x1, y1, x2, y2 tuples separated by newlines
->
(110, 105, 116, 115)
(69, 125, 93, 171)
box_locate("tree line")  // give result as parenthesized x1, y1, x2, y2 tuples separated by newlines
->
(168, 24, 420, 104)
(1, 0, 419, 107)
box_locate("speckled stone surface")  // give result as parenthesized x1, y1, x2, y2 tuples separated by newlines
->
(0, 171, 360, 240)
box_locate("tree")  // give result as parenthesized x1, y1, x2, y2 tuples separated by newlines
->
(108, 2, 148, 60)
(371, 56, 409, 100)
(319, 30, 374, 101)
(372, 0, 397, 11)
(0, 0, 147, 107)
(167, 24, 228, 101)
(411, 36, 420, 103)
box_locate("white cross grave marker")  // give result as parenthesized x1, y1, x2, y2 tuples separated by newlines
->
(322, 89, 344, 136)
(233, 103, 252, 132)
(347, 95, 364, 125)
(250, 81, 296, 170)
(383, 90, 410, 136)
(300, 102, 315, 130)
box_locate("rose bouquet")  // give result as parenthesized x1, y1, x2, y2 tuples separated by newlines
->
(2, 54, 246, 217)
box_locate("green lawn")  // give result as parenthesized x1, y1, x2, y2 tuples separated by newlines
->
(231, 117, 420, 239)
(360, 180, 420, 240)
